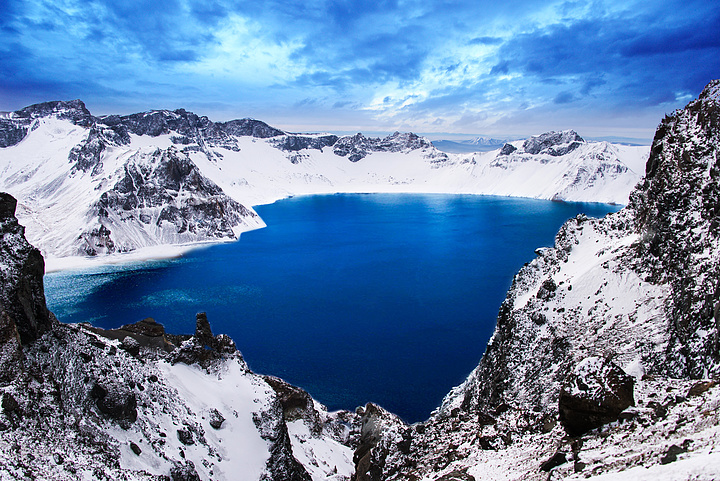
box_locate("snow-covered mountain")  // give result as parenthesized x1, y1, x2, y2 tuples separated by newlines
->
(467, 136, 507, 146)
(0, 101, 646, 262)
(350, 81, 720, 480)
(432, 136, 509, 153)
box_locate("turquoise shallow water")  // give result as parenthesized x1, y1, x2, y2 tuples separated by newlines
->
(44, 194, 621, 422)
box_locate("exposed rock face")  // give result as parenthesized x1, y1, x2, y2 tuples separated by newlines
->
(0, 309, 22, 384)
(273, 134, 339, 152)
(218, 118, 284, 138)
(629, 78, 720, 378)
(351, 403, 406, 481)
(67, 125, 112, 174)
(0, 120, 27, 148)
(253, 398, 313, 481)
(263, 375, 318, 424)
(87, 317, 175, 353)
(14, 100, 94, 128)
(0, 100, 93, 149)
(522, 130, 585, 156)
(333, 133, 375, 162)
(558, 357, 635, 436)
(0, 193, 51, 348)
(332, 131, 435, 162)
(169, 312, 238, 368)
(498, 143, 517, 156)
(90, 380, 138, 427)
(272, 130, 435, 162)
(79, 146, 256, 256)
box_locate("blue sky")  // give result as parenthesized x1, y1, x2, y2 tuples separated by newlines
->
(1, 0, 718, 141)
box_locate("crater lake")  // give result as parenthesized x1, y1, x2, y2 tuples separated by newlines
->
(44, 194, 621, 422)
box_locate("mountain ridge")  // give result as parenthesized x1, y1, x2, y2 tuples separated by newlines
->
(0, 101, 646, 263)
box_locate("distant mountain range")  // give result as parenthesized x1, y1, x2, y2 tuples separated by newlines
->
(432, 136, 511, 153)
(433, 135, 650, 154)
(0, 101, 647, 261)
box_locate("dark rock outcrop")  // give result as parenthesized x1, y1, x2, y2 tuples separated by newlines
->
(558, 357, 635, 436)
(219, 118, 284, 138)
(169, 312, 238, 368)
(253, 400, 313, 481)
(498, 143, 517, 156)
(273, 134, 339, 152)
(263, 375, 318, 425)
(0, 193, 52, 348)
(629, 78, 720, 378)
(169, 461, 202, 481)
(13, 100, 94, 127)
(540, 452, 567, 472)
(351, 403, 406, 481)
(333, 131, 433, 162)
(90, 381, 138, 427)
(0, 120, 28, 148)
(333, 133, 375, 162)
(88, 317, 175, 353)
(67, 125, 110, 174)
(78, 146, 256, 256)
(208, 408, 225, 429)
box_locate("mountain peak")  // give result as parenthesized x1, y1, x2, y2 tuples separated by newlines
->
(13, 99, 93, 127)
(522, 130, 585, 156)
(699, 78, 720, 101)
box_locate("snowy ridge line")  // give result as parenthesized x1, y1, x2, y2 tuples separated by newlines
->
(0, 99, 647, 264)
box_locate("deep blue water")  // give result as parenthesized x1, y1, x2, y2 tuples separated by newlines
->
(44, 194, 621, 422)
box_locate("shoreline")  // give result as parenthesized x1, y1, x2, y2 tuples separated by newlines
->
(43, 190, 625, 274)
(43, 236, 258, 274)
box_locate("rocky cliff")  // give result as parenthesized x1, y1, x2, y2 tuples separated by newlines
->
(349, 81, 720, 480)
(0, 194, 52, 346)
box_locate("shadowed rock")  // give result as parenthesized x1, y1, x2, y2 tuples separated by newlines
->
(169, 312, 238, 368)
(0, 193, 52, 360)
(87, 317, 175, 353)
(559, 357, 635, 436)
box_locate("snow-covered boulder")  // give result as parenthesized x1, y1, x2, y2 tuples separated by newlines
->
(558, 356, 635, 436)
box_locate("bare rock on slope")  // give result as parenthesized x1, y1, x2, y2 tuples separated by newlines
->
(0, 193, 51, 351)
(558, 356, 635, 436)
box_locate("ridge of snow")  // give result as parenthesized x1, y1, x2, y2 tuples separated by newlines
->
(0, 109, 648, 263)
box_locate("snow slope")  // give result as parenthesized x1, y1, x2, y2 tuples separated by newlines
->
(0, 115, 262, 260)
